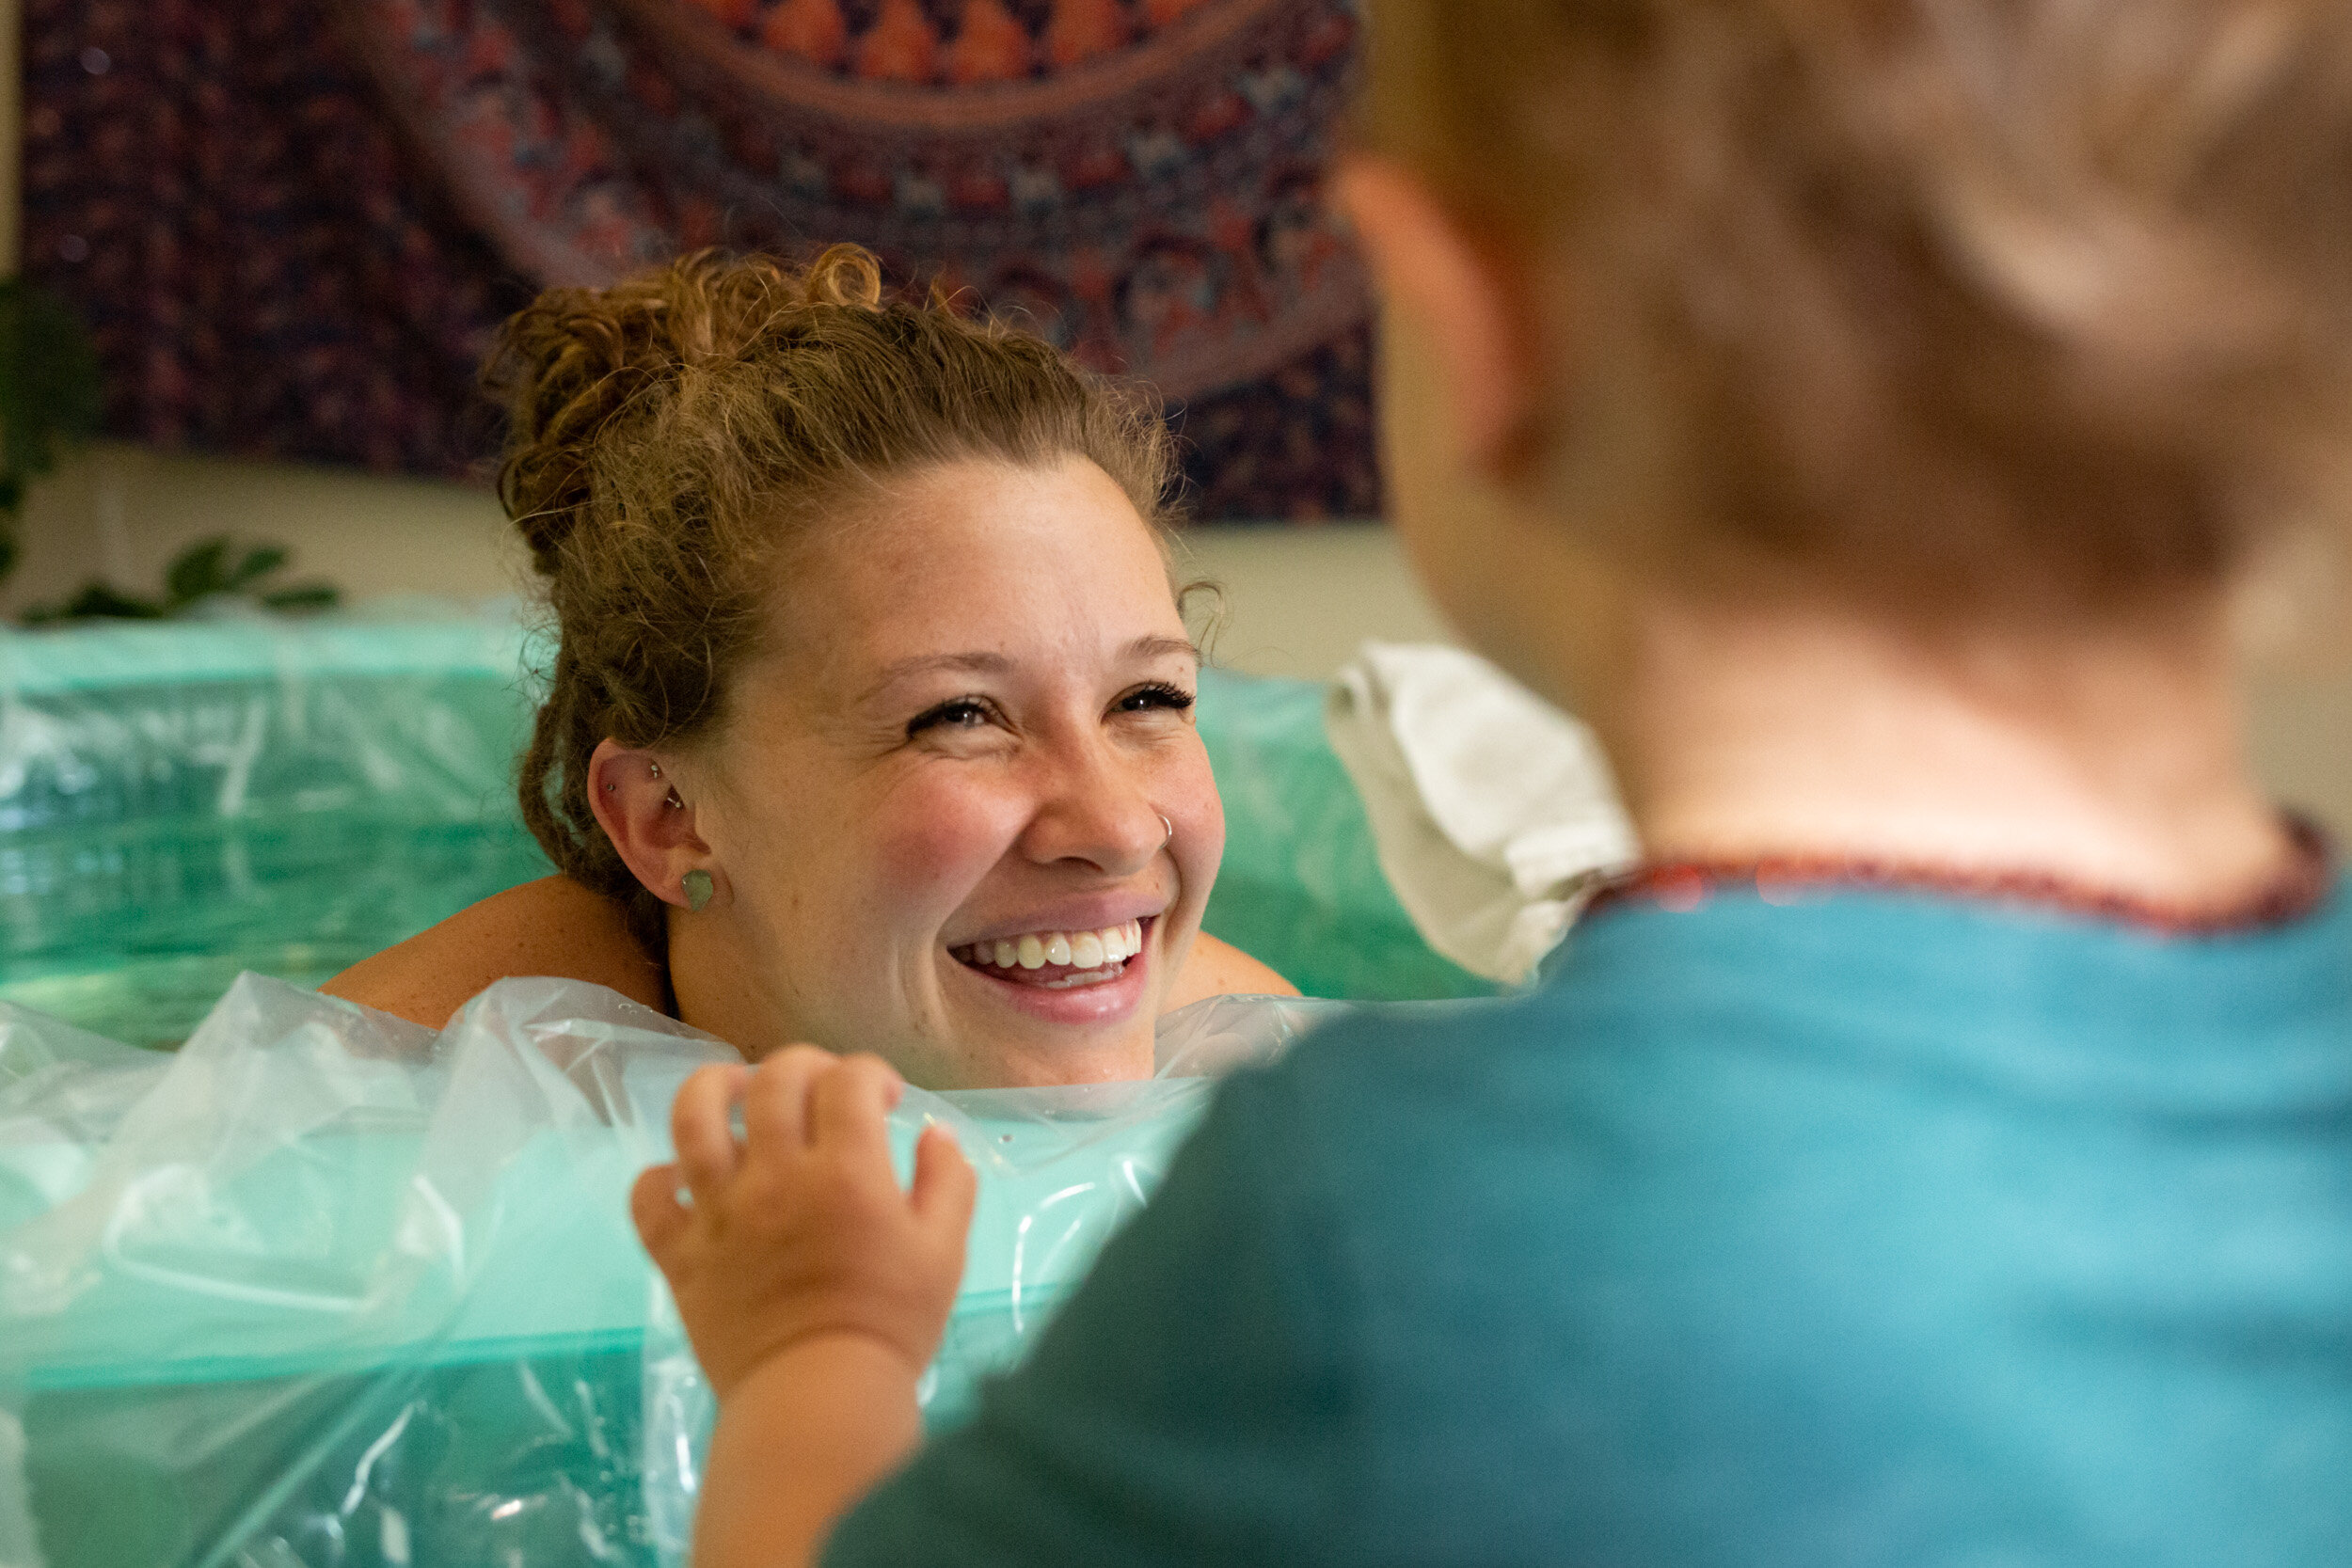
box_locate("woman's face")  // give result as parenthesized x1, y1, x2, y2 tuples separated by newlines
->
(669, 454, 1223, 1089)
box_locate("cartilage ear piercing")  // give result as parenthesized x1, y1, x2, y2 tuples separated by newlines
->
(664, 787, 684, 810)
(682, 868, 714, 912)
(1159, 813, 1173, 847)
(647, 761, 662, 779)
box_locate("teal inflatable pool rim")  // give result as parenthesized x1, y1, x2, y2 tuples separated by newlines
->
(0, 610, 1487, 1045)
(9, 1286, 1077, 1396)
(0, 608, 538, 695)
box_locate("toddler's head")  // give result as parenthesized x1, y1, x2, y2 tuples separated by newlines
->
(1359, 0, 2352, 621)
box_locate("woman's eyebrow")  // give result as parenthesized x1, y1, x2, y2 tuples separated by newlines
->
(1126, 635, 1201, 664)
(860, 652, 1014, 703)
(860, 638, 1199, 704)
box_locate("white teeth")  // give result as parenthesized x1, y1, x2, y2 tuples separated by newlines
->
(965, 918, 1152, 971)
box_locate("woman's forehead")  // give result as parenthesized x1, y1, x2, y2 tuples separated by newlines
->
(770, 456, 1185, 682)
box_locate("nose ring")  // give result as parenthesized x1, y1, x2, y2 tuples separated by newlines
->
(1158, 813, 1173, 848)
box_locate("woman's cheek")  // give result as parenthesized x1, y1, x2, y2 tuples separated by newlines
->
(1164, 740, 1225, 918)
(871, 772, 1020, 915)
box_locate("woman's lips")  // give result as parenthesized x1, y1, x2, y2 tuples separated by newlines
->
(948, 917, 1155, 1022)
(952, 917, 1143, 985)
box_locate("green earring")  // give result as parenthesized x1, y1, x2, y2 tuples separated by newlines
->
(682, 869, 714, 912)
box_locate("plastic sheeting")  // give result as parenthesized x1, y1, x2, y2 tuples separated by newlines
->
(0, 613, 1485, 1048)
(0, 975, 1343, 1568)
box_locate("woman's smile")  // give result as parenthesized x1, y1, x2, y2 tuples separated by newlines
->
(946, 915, 1159, 1025)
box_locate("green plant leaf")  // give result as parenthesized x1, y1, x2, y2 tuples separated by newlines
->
(17, 532, 344, 625)
(163, 536, 233, 606)
(226, 545, 290, 592)
(259, 583, 341, 613)
(0, 277, 103, 534)
(24, 581, 167, 623)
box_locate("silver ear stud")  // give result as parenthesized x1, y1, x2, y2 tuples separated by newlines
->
(648, 761, 662, 779)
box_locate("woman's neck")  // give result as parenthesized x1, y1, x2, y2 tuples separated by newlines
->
(667, 918, 803, 1063)
(1587, 592, 2296, 908)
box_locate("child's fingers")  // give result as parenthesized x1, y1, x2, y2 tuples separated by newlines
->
(628, 1162, 691, 1256)
(670, 1062, 750, 1205)
(806, 1053, 904, 1167)
(741, 1044, 834, 1151)
(911, 1122, 977, 1242)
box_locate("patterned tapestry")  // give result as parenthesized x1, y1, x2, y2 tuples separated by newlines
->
(20, 0, 1377, 520)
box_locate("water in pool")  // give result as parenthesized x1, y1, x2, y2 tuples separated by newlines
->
(0, 815, 550, 1048)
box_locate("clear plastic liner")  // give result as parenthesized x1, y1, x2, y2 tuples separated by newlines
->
(0, 1006, 166, 1238)
(0, 976, 1346, 1568)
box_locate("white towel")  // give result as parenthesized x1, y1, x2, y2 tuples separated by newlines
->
(1325, 641, 1639, 985)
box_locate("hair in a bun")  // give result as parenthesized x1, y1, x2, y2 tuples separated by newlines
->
(484, 245, 1173, 954)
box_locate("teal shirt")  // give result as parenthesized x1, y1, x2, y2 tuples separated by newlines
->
(827, 880, 2352, 1566)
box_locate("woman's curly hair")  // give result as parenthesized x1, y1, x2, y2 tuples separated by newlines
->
(485, 245, 1175, 955)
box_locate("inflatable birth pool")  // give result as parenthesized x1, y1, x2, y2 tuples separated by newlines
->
(0, 611, 1485, 1567)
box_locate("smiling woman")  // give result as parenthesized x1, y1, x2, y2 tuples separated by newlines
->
(322, 246, 1293, 1086)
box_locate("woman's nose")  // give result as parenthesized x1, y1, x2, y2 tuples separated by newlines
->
(1017, 742, 1168, 875)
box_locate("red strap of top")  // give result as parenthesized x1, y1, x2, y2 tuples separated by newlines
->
(1587, 816, 2336, 937)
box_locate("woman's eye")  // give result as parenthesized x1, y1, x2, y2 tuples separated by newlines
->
(908, 698, 994, 736)
(1117, 683, 1196, 715)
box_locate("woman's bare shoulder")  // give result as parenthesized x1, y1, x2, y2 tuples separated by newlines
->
(320, 876, 667, 1029)
(1163, 931, 1300, 1012)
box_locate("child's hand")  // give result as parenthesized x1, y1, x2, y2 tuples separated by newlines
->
(629, 1048, 977, 1401)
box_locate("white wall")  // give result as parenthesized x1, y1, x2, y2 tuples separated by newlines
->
(3, 442, 532, 613)
(0, 442, 1454, 666)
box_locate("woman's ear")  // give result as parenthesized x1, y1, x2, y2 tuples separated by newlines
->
(586, 738, 724, 911)
(1332, 155, 1542, 477)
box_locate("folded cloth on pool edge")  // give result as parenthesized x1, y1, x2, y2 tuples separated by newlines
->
(1326, 641, 1639, 985)
(0, 974, 1344, 1568)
